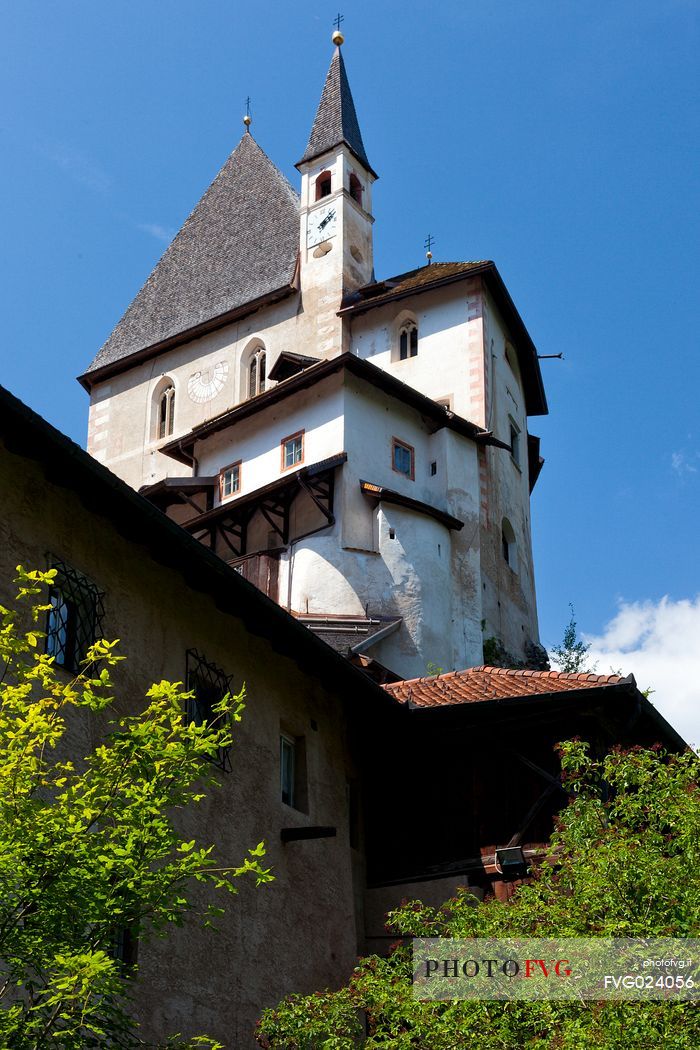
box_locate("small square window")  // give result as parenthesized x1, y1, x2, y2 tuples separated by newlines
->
(220, 461, 241, 500)
(45, 560, 105, 673)
(281, 431, 304, 471)
(392, 438, 415, 480)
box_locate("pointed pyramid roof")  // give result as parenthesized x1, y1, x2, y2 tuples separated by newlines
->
(83, 134, 300, 380)
(297, 48, 376, 178)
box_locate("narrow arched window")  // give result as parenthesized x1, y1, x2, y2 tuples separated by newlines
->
(158, 384, 175, 439)
(399, 322, 418, 361)
(349, 173, 363, 204)
(248, 349, 266, 398)
(315, 171, 332, 200)
(501, 518, 518, 573)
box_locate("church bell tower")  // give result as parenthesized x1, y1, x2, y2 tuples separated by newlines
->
(296, 30, 377, 353)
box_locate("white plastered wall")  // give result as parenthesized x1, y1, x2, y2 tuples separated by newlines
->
(278, 375, 483, 679)
(478, 286, 540, 659)
(86, 287, 346, 491)
(347, 278, 485, 425)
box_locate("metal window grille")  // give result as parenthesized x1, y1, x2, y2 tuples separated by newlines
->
(45, 560, 105, 673)
(185, 649, 234, 771)
(109, 926, 138, 970)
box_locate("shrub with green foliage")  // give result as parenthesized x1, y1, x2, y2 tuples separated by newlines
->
(0, 567, 272, 1048)
(257, 741, 700, 1049)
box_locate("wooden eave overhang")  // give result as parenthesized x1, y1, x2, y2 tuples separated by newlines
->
(140, 476, 217, 499)
(338, 261, 548, 418)
(268, 350, 319, 382)
(139, 475, 218, 513)
(180, 453, 348, 533)
(359, 480, 464, 531)
(400, 681, 688, 752)
(77, 282, 298, 392)
(160, 352, 503, 466)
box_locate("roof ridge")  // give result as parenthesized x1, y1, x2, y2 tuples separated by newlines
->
(84, 134, 300, 377)
(383, 663, 628, 694)
(478, 665, 626, 683)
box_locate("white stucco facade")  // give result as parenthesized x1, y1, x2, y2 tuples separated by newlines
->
(82, 44, 548, 680)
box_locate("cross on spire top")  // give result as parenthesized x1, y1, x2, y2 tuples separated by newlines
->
(332, 12, 345, 46)
(243, 96, 252, 131)
(424, 233, 435, 264)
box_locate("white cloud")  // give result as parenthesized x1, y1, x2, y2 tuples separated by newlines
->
(584, 597, 700, 748)
(37, 142, 112, 193)
(671, 450, 697, 477)
(136, 222, 175, 244)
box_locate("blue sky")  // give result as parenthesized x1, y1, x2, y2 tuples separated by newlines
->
(2, 1, 699, 719)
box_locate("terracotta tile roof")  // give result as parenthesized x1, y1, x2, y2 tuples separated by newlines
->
(383, 666, 629, 708)
(84, 134, 299, 377)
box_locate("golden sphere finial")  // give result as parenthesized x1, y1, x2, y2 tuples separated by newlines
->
(243, 113, 252, 128)
(332, 29, 344, 46)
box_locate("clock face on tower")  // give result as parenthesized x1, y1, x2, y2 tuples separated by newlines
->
(307, 203, 338, 248)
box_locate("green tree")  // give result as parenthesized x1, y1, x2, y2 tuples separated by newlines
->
(0, 567, 272, 1048)
(550, 603, 593, 673)
(257, 742, 700, 1049)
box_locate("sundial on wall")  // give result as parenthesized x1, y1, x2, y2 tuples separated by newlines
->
(187, 361, 229, 404)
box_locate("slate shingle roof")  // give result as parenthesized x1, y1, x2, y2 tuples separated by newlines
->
(84, 134, 300, 378)
(383, 666, 629, 708)
(298, 47, 376, 177)
(340, 261, 491, 314)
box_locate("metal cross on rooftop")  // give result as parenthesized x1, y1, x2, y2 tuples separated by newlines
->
(243, 96, 252, 130)
(424, 234, 435, 263)
(333, 13, 344, 31)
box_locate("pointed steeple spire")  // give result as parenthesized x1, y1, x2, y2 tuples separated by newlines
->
(297, 46, 377, 178)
